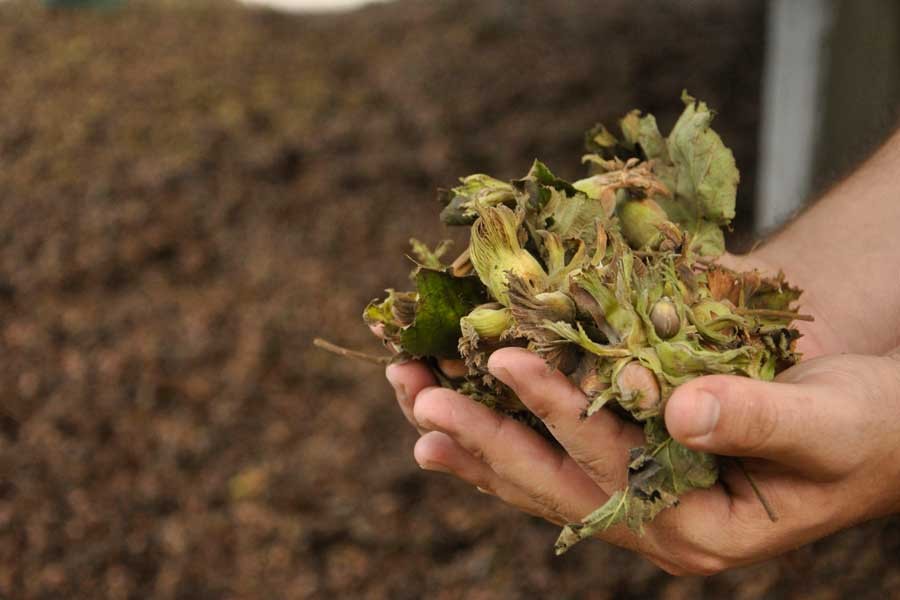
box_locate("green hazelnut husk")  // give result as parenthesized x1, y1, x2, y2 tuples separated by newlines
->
(691, 299, 736, 328)
(616, 197, 682, 251)
(468, 205, 548, 304)
(460, 303, 512, 340)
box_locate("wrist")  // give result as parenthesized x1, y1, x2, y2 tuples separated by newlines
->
(882, 351, 900, 515)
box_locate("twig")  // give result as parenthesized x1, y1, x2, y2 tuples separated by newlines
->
(735, 458, 779, 522)
(313, 338, 392, 365)
(735, 308, 814, 322)
(450, 247, 473, 277)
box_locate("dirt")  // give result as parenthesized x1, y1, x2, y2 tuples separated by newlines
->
(0, 0, 897, 598)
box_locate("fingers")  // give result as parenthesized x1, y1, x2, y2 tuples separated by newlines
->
(413, 386, 609, 524)
(487, 347, 644, 492)
(414, 431, 712, 576)
(414, 431, 566, 524)
(664, 374, 849, 475)
(386, 361, 435, 432)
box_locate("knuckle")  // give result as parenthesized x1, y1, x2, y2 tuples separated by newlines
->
(578, 454, 624, 489)
(869, 356, 900, 405)
(523, 391, 553, 422)
(484, 413, 510, 448)
(466, 414, 507, 464)
(733, 393, 779, 453)
(412, 388, 443, 423)
(468, 442, 487, 463)
(459, 415, 510, 471)
(523, 484, 567, 523)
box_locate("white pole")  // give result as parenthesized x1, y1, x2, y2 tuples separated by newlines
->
(756, 0, 834, 233)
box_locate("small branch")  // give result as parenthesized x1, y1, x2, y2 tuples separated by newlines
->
(313, 338, 392, 365)
(650, 437, 673, 458)
(735, 459, 779, 522)
(451, 247, 473, 277)
(735, 308, 814, 322)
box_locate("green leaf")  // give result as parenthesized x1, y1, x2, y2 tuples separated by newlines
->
(439, 174, 517, 226)
(409, 238, 452, 270)
(686, 220, 726, 257)
(667, 91, 738, 226)
(517, 160, 579, 197)
(555, 491, 628, 555)
(653, 436, 719, 493)
(544, 189, 608, 247)
(400, 269, 486, 358)
(584, 123, 620, 155)
(620, 110, 669, 163)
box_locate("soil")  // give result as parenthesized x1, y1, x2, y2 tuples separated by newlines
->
(0, 0, 897, 598)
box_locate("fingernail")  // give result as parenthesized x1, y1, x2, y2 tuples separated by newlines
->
(684, 391, 720, 438)
(418, 461, 449, 474)
(385, 363, 401, 385)
(385, 367, 406, 397)
(394, 382, 408, 405)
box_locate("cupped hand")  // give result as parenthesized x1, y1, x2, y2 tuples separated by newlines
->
(386, 346, 900, 575)
(377, 250, 890, 573)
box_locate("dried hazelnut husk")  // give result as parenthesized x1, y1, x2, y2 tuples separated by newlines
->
(390, 292, 418, 327)
(534, 291, 576, 323)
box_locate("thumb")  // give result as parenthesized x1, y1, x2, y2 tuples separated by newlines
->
(664, 375, 834, 469)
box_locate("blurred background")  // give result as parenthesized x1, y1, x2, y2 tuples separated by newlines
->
(1, 0, 899, 598)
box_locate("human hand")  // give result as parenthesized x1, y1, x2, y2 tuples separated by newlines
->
(386, 346, 900, 575)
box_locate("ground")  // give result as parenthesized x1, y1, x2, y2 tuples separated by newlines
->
(0, 1, 898, 598)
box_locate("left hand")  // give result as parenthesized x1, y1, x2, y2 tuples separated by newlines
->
(387, 346, 900, 575)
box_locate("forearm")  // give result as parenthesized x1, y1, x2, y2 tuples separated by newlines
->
(752, 128, 900, 355)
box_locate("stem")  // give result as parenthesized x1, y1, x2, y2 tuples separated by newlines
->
(650, 437, 673, 458)
(313, 338, 392, 365)
(735, 308, 814, 322)
(451, 247, 473, 277)
(735, 458, 779, 522)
